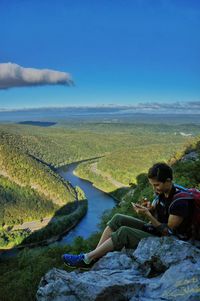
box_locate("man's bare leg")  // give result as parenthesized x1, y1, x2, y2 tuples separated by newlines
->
(62, 231, 114, 267)
(96, 226, 113, 248)
(87, 237, 114, 261)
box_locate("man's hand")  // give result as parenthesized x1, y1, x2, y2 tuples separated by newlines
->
(132, 202, 161, 227)
(140, 198, 153, 210)
(131, 202, 151, 216)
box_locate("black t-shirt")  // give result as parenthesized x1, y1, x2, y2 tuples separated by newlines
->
(153, 185, 194, 238)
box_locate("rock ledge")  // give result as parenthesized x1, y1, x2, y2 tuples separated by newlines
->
(36, 237, 200, 301)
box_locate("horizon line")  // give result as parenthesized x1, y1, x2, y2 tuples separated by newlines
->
(0, 101, 200, 113)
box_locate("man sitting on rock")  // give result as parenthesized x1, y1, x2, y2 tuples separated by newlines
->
(62, 162, 194, 269)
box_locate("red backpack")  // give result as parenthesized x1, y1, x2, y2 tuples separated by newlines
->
(171, 185, 200, 239)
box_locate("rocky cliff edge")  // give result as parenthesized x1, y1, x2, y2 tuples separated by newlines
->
(36, 237, 200, 301)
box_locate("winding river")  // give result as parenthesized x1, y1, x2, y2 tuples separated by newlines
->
(0, 162, 116, 258)
(57, 162, 116, 244)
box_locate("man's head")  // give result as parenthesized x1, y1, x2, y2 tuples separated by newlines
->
(148, 162, 173, 195)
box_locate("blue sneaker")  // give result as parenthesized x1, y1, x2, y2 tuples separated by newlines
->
(62, 253, 93, 269)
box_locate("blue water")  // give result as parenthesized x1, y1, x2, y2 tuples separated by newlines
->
(58, 163, 116, 244)
(0, 163, 116, 258)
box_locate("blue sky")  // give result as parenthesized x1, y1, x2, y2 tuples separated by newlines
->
(0, 0, 200, 109)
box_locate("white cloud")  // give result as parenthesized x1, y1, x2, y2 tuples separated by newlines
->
(0, 62, 74, 89)
(129, 101, 200, 110)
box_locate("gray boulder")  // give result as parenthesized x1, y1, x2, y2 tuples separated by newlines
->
(36, 237, 200, 301)
(181, 151, 199, 162)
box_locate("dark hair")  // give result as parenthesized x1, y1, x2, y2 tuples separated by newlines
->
(148, 162, 173, 182)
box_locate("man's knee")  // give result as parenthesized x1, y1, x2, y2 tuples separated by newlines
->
(117, 226, 131, 240)
(111, 226, 136, 250)
(111, 213, 124, 224)
(107, 214, 125, 231)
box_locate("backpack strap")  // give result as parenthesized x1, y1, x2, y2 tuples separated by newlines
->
(174, 183, 189, 192)
(152, 194, 159, 207)
(169, 184, 194, 213)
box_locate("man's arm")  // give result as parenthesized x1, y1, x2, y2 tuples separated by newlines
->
(146, 211, 184, 235)
(145, 211, 183, 228)
(132, 203, 161, 226)
(132, 203, 184, 235)
(155, 214, 184, 236)
(167, 214, 184, 229)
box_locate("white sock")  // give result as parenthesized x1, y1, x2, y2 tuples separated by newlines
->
(83, 253, 92, 264)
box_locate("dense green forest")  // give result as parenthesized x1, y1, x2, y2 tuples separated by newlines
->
(0, 122, 198, 224)
(0, 129, 77, 228)
(0, 128, 83, 248)
(74, 127, 199, 194)
(0, 131, 75, 205)
(0, 122, 198, 167)
(0, 134, 200, 301)
(0, 186, 86, 248)
(75, 142, 184, 194)
(0, 175, 57, 225)
(0, 122, 199, 236)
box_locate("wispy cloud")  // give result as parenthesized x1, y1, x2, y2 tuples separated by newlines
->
(122, 101, 200, 111)
(0, 102, 200, 113)
(0, 62, 74, 89)
(115, 101, 200, 114)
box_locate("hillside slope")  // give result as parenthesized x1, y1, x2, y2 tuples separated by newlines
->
(0, 136, 200, 301)
(0, 131, 75, 206)
(0, 130, 77, 231)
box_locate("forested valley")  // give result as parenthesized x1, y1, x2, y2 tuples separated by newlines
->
(0, 120, 200, 301)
